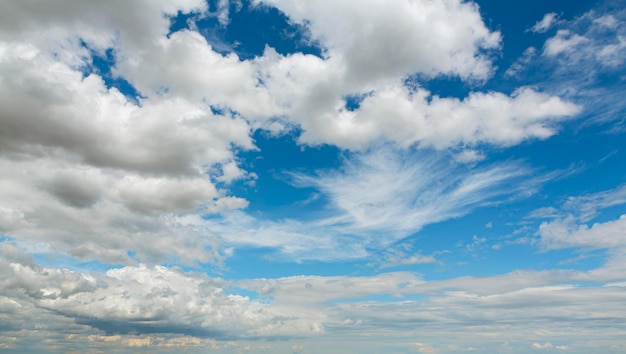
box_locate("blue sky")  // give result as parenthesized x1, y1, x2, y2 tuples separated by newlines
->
(0, 0, 625, 353)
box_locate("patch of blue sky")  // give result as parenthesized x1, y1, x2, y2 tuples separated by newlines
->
(32, 253, 125, 274)
(478, 0, 596, 65)
(342, 92, 373, 112)
(223, 286, 260, 300)
(410, 74, 473, 101)
(77, 45, 143, 104)
(170, 0, 323, 60)
(216, 246, 370, 279)
(231, 131, 342, 218)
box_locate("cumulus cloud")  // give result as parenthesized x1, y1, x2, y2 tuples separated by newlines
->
(0, 0, 207, 52)
(0, 8, 263, 265)
(255, 0, 501, 83)
(0, 246, 323, 341)
(531, 184, 626, 252)
(316, 85, 580, 149)
(539, 214, 626, 250)
(251, 3, 579, 151)
(115, 30, 281, 120)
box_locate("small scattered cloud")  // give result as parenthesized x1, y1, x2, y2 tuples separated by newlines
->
(532, 342, 553, 349)
(454, 149, 485, 163)
(505, 46, 537, 78)
(539, 214, 626, 251)
(530, 13, 560, 33)
(543, 30, 589, 56)
(414, 342, 438, 354)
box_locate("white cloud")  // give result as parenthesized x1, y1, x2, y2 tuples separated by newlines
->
(0, 0, 208, 61)
(250, 1, 579, 151)
(291, 148, 549, 236)
(530, 13, 559, 33)
(503, 4, 626, 134)
(0, 248, 324, 341)
(454, 149, 486, 163)
(532, 184, 626, 251)
(539, 214, 626, 250)
(532, 342, 553, 349)
(255, 0, 501, 83)
(543, 30, 589, 56)
(258, 69, 580, 149)
(561, 184, 626, 221)
(595, 35, 626, 67)
(115, 30, 281, 120)
(380, 252, 438, 269)
(505, 46, 537, 78)
(1, 0, 578, 268)
(0, 30, 259, 265)
(414, 342, 438, 354)
(594, 15, 618, 29)
(192, 147, 559, 262)
(0, 1, 622, 352)
(3, 242, 626, 352)
(537, 6, 626, 87)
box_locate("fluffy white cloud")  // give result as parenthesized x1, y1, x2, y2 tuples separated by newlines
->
(539, 214, 626, 250)
(115, 30, 281, 120)
(531, 184, 626, 251)
(249, 0, 582, 151)
(326, 85, 579, 149)
(0, 0, 207, 54)
(0, 245, 323, 341)
(255, 0, 501, 83)
(0, 40, 255, 265)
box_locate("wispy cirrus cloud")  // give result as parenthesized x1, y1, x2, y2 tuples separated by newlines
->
(528, 184, 626, 251)
(529, 12, 560, 33)
(197, 147, 558, 261)
(509, 3, 626, 129)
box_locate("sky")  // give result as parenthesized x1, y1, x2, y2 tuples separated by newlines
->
(0, 0, 625, 353)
